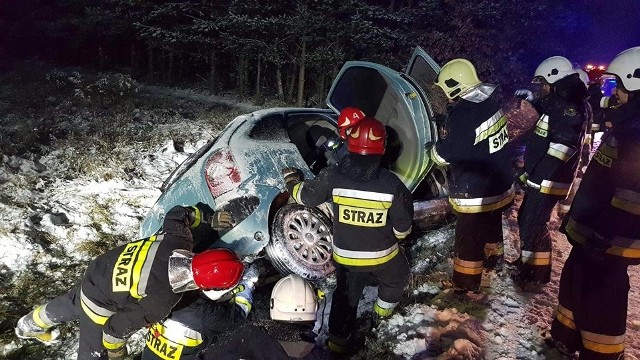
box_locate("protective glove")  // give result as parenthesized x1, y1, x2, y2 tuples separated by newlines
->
(189, 202, 215, 228)
(282, 167, 303, 187)
(514, 89, 534, 102)
(210, 211, 235, 231)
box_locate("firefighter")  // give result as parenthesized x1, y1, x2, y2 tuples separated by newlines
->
(141, 261, 262, 360)
(311, 107, 366, 171)
(15, 204, 243, 360)
(281, 116, 413, 356)
(429, 58, 515, 293)
(547, 46, 640, 359)
(514, 56, 590, 289)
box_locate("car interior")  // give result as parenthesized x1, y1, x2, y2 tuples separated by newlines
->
(285, 113, 338, 174)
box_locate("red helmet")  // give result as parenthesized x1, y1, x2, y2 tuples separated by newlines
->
(346, 116, 386, 155)
(192, 248, 244, 290)
(337, 107, 365, 139)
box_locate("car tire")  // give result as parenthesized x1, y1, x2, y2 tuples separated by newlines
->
(266, 204, 334, 281)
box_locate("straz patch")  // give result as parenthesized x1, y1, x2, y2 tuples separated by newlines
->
(339, 205, 387, 227)
(594, 149, 613, 168)
(564, 108, 577, 117)
(146, 326, 183, 360)
(489, 125, 509, 153)
(112, 241, 142, 292)
(534, 114, 549, 138)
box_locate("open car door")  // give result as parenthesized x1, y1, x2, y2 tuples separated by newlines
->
(326, 58, 436, 192)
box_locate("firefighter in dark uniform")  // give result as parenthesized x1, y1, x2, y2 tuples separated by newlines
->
(515, 56, 589, 288)
(141, 261, 262, 360)
(548, 46, 640, 359)
(429, 58, 515, 292)
(281, 116, 413, 356)
(15, 204, 244, 360)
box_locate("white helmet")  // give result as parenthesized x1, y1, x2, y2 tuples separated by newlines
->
(576, 69, 589, 86)
(533, 56, 577, 84)
(605, 46, 640, 91)
(270, 274, 317, 322)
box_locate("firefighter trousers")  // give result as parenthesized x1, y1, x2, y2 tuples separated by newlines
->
(328, 250, 409, 347)
(452, 209, 505, 291)
(551, 247, 628, 359)
(43, 285, 111, 359)
(517, 189, 560, 283)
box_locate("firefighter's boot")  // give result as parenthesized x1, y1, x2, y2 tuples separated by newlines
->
(15, 307, 59, 344)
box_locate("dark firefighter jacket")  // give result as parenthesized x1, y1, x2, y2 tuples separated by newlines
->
(80, 205, 196, 341)
(562, 98, 640, 265)
(524, 76, 589, 197)
(286, 154, 413, 268)
(429, 84, 514, 213)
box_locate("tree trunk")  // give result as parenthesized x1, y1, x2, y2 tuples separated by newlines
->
(98, 42, 104, 72)
(130, 42, 137, 76)
(276, 62, 284, 100)
(297, 38, 306, 107)
(147, 44, 154, 82)
(239, 56, 248, 96)
(210, 50, 217, 95)
(254, 55, 263, 104)
(167, 49, 174, 85)
(287, 64, 296, 103)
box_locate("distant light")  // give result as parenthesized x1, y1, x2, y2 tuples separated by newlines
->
(598, 65, 605, 70)
(586, 64, 594, 69)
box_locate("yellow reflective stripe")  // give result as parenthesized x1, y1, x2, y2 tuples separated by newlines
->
(450, 189, 514, 213)
(292, 182, 303, 204)
(484, 243, 504, 257)
(32, 306, 49, 329)
(393, 226, 412, 239)
(234, 296, 252, 313)
(130, 235, 159, 299)
(80, 289, 115, 326)
(103, 333, 125, 350)
(430, 145, 449, 166)
(453, 258, 483, 275)
(332, 247, 398, 266)
(521, 250, 551, 265)
(539, 180, 571, 196)
(189, 206, 201, 228)
(606, 246, 640, 259)
(611, 189, 640, 215)
(555, 304, 576, 330)
(157, 319, 204, 347)
(474, 111, 506, 145)
(333, 244, 398, 259)
(332, 191, 392, 209)
(547, 142, 576, 161)
(564, 217, 590, 244)
(373, 299, 397, 317)
(581, 330, 625, 354)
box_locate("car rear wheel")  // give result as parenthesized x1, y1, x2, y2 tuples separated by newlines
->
(266, 204, 334, 281)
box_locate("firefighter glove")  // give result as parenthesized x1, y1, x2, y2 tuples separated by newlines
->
(210, 211, 235, 231)
(514, 89, 534, 102)
(189, 202, 216, 228)
(282, 167, 302, 187)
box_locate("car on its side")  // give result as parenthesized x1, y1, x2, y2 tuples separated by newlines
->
(140, 47, 450, 280)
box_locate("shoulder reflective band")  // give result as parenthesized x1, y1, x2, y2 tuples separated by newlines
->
(547, 142, 577, 161)
(332, 188, 393, 209)
(80, 288, 115, 325)
(520, 250, 551, 266)
(332, 243, 398, 266)
(112, 235, 164, 299)
(449, 185, 515, 213)
(474, 110, 506, 145)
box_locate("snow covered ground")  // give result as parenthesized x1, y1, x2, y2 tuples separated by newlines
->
(1, 78, 640, 360)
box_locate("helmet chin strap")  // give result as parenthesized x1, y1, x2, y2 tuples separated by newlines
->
(168, 249, 199, 293)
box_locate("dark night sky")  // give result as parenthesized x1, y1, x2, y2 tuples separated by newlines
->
(565, 0, 640, 66)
